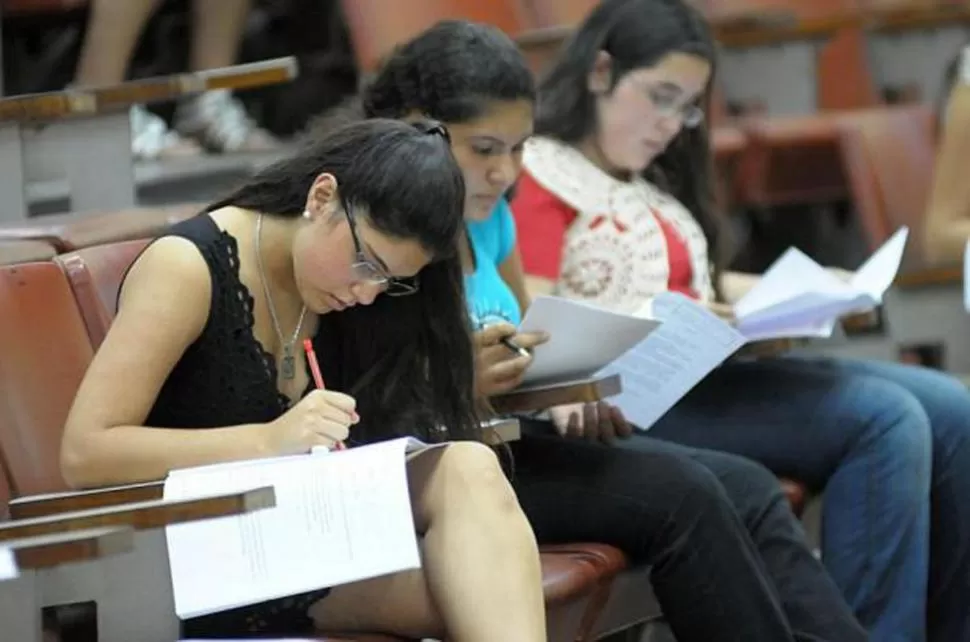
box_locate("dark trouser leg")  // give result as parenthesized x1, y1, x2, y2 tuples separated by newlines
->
(510, 432, 799, 642)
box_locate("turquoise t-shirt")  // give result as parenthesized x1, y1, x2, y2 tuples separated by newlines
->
(465, 199, 522, 328)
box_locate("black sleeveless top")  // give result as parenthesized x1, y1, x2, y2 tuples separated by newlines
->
(144, 214, 301, 428)
(129, 214, 329, 636)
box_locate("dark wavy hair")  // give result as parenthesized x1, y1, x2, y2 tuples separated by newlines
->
(361, 19, 535, 122)
(207, 118, 480, 443)
(535, 0, 724, 291)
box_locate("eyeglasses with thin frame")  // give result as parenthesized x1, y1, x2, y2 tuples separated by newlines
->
(342, 203, 419, 297)
(642, 84, 704, 129)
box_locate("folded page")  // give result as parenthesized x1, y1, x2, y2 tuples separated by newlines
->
(519, 295, 660, 385)
(597, 292, 745, 430)
(164, 437, 420, 619)
(850, 227, 909, 300)
(735, 227, 908, 340)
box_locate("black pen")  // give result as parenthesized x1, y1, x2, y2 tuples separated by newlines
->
(501, 336, 531, 358)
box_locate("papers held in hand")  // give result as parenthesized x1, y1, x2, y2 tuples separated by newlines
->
(518, 296, 660, 386)
(735, 226, 909, 341)
(163, 437, 428, 620)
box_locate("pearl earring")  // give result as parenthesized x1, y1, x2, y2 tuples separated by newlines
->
(303, 209, 312, 220)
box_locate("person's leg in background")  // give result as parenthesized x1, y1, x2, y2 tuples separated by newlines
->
(794, 357, 970, 642)
(510, 429, 868, 642)
(173, 0, 278, 153)
(73, 0, 203, 160)
(632, 356, 932, 642)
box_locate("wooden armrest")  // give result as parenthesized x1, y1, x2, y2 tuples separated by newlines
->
(0, 240, 56, 265)
(10, 481, 164, 520)
(4, 526, 134, 572)
(489, 374, 622, 415)
(0, 57, 298, 123)
(0, 487, 274, 542)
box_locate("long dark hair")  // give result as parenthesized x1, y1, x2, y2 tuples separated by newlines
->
(207, 118, 480, 443)
(535, 0, 724, 288)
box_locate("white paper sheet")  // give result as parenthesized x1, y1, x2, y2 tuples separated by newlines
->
(518, 295, 660, 385)
(0, 547, 18, 581)
(164, 437, 421, 619)
(736, 227, 909, 341)
(597, 292, 746, 430)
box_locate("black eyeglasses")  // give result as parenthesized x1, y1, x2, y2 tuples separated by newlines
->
(342, 204, 419, 297)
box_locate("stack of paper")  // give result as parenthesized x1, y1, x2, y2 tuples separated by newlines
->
(164, 437, 426, 620)
(734, 227, 909, 341)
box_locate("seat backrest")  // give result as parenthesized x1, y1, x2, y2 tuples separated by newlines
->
(0, 261, 94, 496)
(837, 104, 936, 271)
(56, 239, 150, 350)
(816, 26, 880, 111)
(527, 0, 598, 27)
(340, 0, 532, 73)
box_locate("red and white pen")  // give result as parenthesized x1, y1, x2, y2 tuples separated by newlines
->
(303, 338, 348, 451)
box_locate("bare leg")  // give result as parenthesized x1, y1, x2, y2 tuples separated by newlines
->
(188, 0, 253, 72)
(74, 0, 162, 86)
(309, 442, 546, 641)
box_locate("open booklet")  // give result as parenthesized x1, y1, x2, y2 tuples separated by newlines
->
(734, 227, 909, 341)
(163, 437, 435, 620)
(518, 293, 742, 430)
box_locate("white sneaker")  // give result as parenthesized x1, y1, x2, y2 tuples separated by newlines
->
(174, 89, 278, 153)
(129, 104, 203, 161)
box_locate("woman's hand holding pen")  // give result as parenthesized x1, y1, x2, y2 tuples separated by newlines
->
(265, 389, 359, 455)
(473, 322, 550, 397)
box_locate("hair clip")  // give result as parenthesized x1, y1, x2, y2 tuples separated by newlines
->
(414, 121, 452, 143)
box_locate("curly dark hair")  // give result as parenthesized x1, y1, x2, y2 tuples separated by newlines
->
(362, 19, 535, 123)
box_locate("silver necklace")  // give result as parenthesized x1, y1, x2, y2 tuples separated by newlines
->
(255, 214, 307, 380)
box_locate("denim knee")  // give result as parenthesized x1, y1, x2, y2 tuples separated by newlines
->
(836, 377, 932, 499)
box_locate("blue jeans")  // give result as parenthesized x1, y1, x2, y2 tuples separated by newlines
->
(622, 356, 970, 642)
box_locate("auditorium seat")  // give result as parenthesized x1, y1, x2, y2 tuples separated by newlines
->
(837, 104, 935, 271)
(0, 261, 92, 496)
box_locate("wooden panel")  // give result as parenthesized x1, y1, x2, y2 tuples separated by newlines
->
(0, 487, 275, 542)
(5, 526, 134, 571)
(9, 482, 164, 520)
(0, 58, 297, 124)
